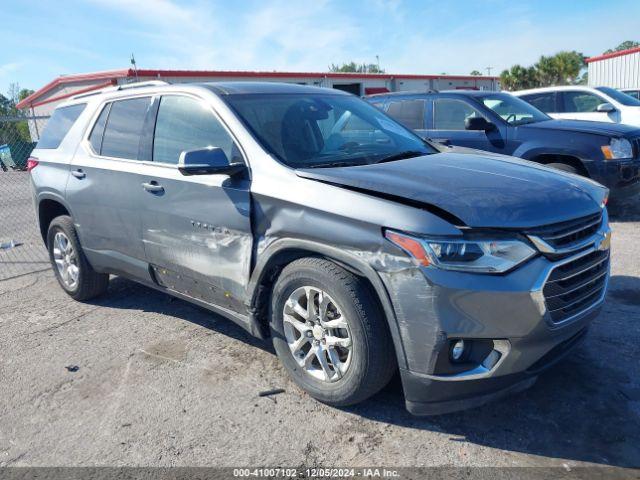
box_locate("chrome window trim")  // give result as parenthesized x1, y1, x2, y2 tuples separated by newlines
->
(80, 89, 250, 172)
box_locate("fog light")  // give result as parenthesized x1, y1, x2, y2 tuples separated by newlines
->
(450, 339, 466, 362)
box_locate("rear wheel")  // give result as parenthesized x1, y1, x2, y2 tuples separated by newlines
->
(47, 215, 109, 301)
(270, 257, 396, 407)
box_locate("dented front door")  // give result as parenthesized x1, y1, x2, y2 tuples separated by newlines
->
(139, 164, 252, 314)
(139, 94, 253, 314)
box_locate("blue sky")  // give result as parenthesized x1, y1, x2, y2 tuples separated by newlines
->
(2, 0, 639, 95)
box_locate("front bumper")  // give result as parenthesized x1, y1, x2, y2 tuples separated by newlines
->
(589, 158, 640, 201)
(401, 318, 594, 415)
(379, 226, 610, 415)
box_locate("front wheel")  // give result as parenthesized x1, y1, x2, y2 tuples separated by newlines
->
(546, 162, 580, 175)
(270, 257, 396, 407)
(47, 215, 109, 301)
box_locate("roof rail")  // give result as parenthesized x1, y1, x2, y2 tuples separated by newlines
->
(72, 80, 170, 100)
(364, 88, 439, 98)
(117, 80, 169, 90)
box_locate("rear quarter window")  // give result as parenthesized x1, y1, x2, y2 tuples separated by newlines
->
(100, 97, 153, 159)
(36, 104, 86, 149)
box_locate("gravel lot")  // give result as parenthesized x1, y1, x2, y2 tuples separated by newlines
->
(0, 188, 639, 469)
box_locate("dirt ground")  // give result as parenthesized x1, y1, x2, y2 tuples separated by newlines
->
(0, 204, 638, 469)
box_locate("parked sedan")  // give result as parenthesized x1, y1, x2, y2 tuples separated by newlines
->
(514, 86, 640, 127)
(366, 90, 640, 201)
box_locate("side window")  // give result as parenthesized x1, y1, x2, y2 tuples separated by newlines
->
(37, 104, 86, 149)
(368, 100, 386, 111)
(153, 95, 240, 165)
(561, 91, 604, 113)
(88, 103, 111, 154)
(101, 97, 152, 159)
(433, 99, 484, 130)
(523, 93, 556, 113)
(386, 100, 425, 129)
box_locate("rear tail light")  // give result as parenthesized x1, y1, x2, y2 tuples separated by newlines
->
(26, 157, 39, 172)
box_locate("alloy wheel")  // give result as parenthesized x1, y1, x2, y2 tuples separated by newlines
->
(52, 231, 79, 290)
(283, 286, 352, 382)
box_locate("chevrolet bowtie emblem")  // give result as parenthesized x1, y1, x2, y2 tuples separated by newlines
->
(598, 230, 612, 251)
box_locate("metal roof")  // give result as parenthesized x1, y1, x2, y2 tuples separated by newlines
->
(201, 82, 349, 95)
(586, 46, 640, 64)
(17, 68, 498, 109)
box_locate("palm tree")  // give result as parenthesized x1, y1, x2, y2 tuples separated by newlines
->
(535, 51, 585, 86)
(553, 51, 585, 84)
(500, 65, 538, 91)
(535, 55, 559, 86)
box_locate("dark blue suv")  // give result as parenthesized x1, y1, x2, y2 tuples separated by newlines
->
(366, 91, 640, 201)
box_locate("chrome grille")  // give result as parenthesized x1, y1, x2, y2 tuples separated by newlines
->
(543, 249, 609, 323)
(526, 212, 602, 251)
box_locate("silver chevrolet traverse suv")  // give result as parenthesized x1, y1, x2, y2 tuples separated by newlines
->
(29, 81, 611, 415)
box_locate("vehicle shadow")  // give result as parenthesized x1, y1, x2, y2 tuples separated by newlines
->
(89, 275, 639, 468)
(87, 276, 273, 355)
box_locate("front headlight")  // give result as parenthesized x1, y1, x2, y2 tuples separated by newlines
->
(601, 138, 633, 160)
(385, 230, 536, 273)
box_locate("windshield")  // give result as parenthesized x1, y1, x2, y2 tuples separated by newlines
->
(596, 86, 640, 107)
(224, 93, 436, 168)
(477, 93, 550, 126)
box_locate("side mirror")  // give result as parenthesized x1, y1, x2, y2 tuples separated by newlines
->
(597, 102, 616, 113)
(178, 147, 246, 176)
(465, 116, 495, 131)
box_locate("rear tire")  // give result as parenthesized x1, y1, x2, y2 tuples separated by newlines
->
(47, 215, 109, 301)
(270, 257, 396, 407)
(546, 162, 580, 175)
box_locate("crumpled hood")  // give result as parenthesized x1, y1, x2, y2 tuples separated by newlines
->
(524, 119, 640, 137)
(296, 153, 607, 229)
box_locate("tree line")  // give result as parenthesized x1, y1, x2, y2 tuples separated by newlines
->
(329, 62, 385, 74)
(1, 83, 36, 145)
(498, 40, 639, 91)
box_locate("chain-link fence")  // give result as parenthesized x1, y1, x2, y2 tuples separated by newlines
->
(1, 114, 51, 280)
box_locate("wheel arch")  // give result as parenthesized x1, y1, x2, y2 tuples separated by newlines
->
(247, 239, 409, 370)
(529, 153, 590, 177)
(516, 146, 591, 178)
(37, 194, 74, 245)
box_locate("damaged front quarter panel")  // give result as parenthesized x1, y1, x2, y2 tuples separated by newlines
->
(246, 163, 460, 371)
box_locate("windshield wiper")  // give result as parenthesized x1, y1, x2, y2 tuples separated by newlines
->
(372, 150, 428, 164)
(299, 150, 428, 169)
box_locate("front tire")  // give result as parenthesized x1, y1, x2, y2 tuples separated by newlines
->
(547, 162, 580, 175)
(47, 215, 109, 301)
(270, 257, 396, 407)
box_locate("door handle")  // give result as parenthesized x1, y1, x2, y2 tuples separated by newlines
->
(71, 169, 86, 179)
(142, 181, 164, 193)
(431, 138, 451, 145)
